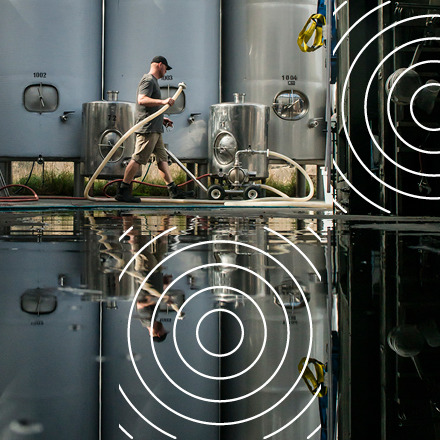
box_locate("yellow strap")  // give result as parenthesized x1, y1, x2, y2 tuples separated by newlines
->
(298, 357, 328, 397)
(297, 14, 326, 53)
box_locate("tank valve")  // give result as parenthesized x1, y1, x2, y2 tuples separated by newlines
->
(188, 113, 201, 124)
(60, 111, 75, 122)
(308, 119, 320, 128)
(37, 155, 44, 165)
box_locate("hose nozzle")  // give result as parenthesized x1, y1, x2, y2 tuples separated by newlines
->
(178, 82, 187, 89)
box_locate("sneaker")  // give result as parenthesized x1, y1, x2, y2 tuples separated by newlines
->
(115, 182, 141, 203)
(167, 182, 195, 199)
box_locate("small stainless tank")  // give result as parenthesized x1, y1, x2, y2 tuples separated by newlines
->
(82, 91, 138, 178)
(209, 95, 270, 181)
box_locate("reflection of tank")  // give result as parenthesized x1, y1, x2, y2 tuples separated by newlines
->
(0, 226, 97, 439)
(222, 0, 326, 161)
(208, 96, 270, 200)
(104, 0, 220, 161)
(83, 214, 140, 302)
(0, 0, 101, 159)
(82, 92, 139, 178)
(210, 221, 328, 438)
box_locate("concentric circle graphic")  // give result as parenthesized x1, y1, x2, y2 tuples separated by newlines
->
(125, 237, 315, 426)
(196, 307, 244, 358)
(172, 284, 269, 383)
(384, 58, 440, 159)
(338, 13, 440, 206)
(410, 83, 440, 133)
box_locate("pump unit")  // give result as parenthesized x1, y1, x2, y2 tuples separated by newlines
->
(208, 94, 270, 199)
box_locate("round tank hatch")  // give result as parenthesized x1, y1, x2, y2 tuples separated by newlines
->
(214, 131, 237, 165)
(99, 129, 124, 162)
(272, 90, 309, 121)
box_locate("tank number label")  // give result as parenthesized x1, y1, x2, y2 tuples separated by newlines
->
(161, 75, 173, 81)
(33, 72, 47, 78)
(108, 114, 117, 122)
(282, 75, 297, 85)
(283, 315, 298, 325)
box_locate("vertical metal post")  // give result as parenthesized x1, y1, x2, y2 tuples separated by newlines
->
(74, 162, 84, 198)
(296, 168, 307, 198)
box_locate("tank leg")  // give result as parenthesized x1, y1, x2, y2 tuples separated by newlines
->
(74, 162, 84, 198)
(186, 163, 196, 194)
(316, 165, 324, 201)
(198, 162, 208, 199)
(0, 161, 12, 185)
(296, 168, 307, 198)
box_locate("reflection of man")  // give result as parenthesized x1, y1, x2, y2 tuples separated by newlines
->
(122, 215, 184, 342)
(137, 294, 169, 342)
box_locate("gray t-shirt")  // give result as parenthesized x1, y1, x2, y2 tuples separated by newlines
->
(135, 73, 164, 134)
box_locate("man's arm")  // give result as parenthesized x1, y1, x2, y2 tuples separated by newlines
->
(138, 94, 175, 107)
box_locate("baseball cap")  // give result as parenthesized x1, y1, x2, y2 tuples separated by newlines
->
(151, 56, 172, 70)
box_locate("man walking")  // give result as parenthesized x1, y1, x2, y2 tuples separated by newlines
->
(115, 56, 192, 202)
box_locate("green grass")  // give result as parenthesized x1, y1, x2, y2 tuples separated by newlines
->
(13, 168, 310, 198)
(265, 176, 296, 197)
(15, 171, 75, 196)
(14, 169, 188, 197)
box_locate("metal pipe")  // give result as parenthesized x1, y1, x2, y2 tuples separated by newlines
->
(165, 148, 208, 193)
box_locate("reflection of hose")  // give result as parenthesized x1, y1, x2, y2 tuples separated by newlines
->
(84, 83, 187, 201)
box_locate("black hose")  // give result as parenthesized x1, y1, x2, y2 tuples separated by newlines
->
(13, 161, 35, 195)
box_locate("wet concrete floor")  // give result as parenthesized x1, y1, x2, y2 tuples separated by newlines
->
(0, 210, 439, 439)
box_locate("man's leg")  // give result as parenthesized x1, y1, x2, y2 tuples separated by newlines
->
(154, 135, 195, 199)
(115, 134, 154, 203)
(123, 159, 141, 184)
(157, 160, 173, 185)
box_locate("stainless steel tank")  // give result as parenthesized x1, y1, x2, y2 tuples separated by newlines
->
(82, 92, 138, 178)
(222, 0, 326, 162)
(0, 0, 101, 159)
(209, 99, 270, 180)
(104, 0, 220, 161)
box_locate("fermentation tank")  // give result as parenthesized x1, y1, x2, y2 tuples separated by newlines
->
(222, 0, 326, 162)
(104, 0, 220, 161)
(209, 96, 270, 184)
(82, 92, 139, 178)
(0, 0, 101, 159)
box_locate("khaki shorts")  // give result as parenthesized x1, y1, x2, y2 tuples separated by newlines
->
(132, 133, 168, 165)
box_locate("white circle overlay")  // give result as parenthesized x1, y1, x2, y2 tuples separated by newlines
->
(156, 269, 283, 401)
(172, 285, 267, 383)
(196, 308, 244, 358)
(385, 59, 440, 159)
(364, 44, 440, 170)
(126, 238, 314, 425)
(410, 83, 440, 133)
(341, 17, 440, 201)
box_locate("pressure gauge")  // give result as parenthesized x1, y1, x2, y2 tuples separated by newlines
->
(214, 131, 237, 165)
(272, 90, 309, 120)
